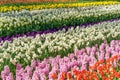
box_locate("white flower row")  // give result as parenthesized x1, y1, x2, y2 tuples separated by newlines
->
(0, 4, 120, 31)
(0, 19, 120, 66)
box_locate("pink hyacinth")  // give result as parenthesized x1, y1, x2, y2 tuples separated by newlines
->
(1, 40, 120, 80)
(1, 66, 14, 80)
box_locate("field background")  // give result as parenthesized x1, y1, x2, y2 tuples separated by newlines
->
(0, 0, 119, 5)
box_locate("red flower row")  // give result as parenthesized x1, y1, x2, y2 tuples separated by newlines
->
(52, 55, 120, 80)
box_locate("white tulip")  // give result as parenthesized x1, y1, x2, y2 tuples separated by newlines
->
(0, 58, 4, 63)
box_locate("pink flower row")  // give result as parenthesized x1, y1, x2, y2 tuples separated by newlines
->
(1, 40, 120, 80)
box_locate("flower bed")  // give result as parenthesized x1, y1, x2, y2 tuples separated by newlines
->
(1, 4, 120, 37)
(0, 2, 120, 80)
(59, 55, 120, 80)
(1, 39, 120, 80)
(0, 1, 119, 12)
(0, 18, 120, 69)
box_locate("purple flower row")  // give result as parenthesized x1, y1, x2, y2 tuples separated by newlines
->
(0, 18, 120, 43)
(1, 40, 120, 80)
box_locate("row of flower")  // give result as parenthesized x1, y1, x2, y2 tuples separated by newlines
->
(0, 1, 119, 12)
(59, 55, 120, 80)
(1, 18, 119, 43)
(0, 18, 120, 74)
(1, 4, 120, 17)
(1, 4, 120, 37)
(1, 39, 120, 80)
(0, 2, 120, 80)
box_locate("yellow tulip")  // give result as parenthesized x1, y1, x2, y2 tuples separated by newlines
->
(0, 1, 120, 12)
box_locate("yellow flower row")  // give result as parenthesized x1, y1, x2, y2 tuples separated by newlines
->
(0, 1, 120, 12)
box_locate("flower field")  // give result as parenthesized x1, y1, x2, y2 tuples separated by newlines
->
(0, 1, 120, 80)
